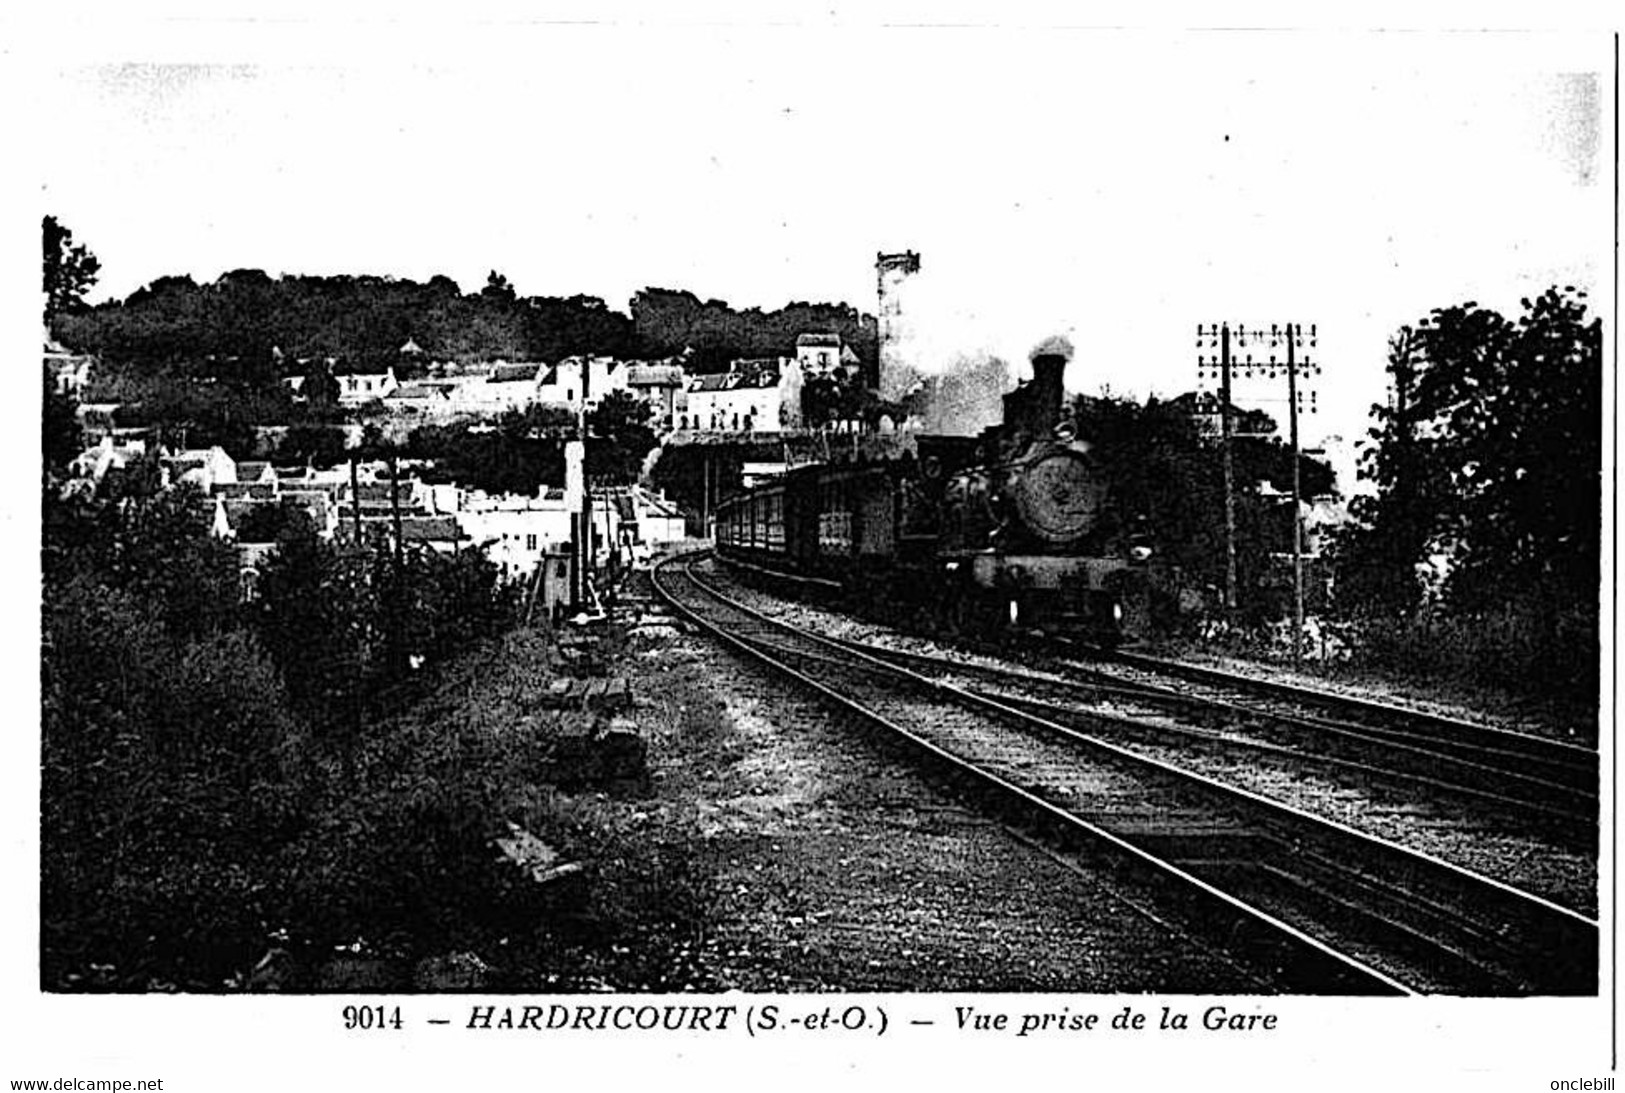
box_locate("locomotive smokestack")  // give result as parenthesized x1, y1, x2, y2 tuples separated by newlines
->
(1027, 335, 1073, 434)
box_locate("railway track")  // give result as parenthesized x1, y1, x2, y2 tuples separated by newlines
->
(656, 552, 1597, 995)
(710, 550, 1596, 838)
(1086, 644, 1597, 800)
(808, 633, 1596, 840)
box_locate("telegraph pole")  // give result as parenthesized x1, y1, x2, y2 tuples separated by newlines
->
(1286, 323, 1305, 670)
(582, 359, 593, 605)
(1196, 323, 1238, 615)
(565, 358, 591, 613)
(348, 455, 362, 543)
(1219, 324, 1238, 615)
(386, 447, 406, 676)
(1199, 321, 1319, 668)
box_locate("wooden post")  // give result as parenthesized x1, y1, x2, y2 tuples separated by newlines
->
(387, 448, 405, 675)
(1220, 323, 1237, 616)
(581, 359, 593, 603)
(387, 450, 404, 570)
(1286, 323, 1305, 671)
(348, 455, 362, 544)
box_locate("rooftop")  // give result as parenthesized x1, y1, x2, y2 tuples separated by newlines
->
(389, 383, 452, 400)
(488, 362, 541, 384)
(627, 364, 685, 386)
(401, 516, 466, 543)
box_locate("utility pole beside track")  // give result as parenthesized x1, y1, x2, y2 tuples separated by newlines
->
(1198, 321, 1320, 668)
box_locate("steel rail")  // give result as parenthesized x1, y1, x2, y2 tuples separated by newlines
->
(714, 550, 1593, 803)
(808, 634, 1595, 829)
(1098, 644, 1596, 768)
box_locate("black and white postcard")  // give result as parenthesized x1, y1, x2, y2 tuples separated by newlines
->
(7, 4, 1616, 1091)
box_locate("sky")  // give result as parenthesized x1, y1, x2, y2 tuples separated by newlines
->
(21, 18, 1614, 458)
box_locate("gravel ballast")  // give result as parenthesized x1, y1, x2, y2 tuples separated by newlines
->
(589, 607, 1270, 992)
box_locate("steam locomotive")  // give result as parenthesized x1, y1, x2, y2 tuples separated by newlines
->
(714, 337, 1151, 643)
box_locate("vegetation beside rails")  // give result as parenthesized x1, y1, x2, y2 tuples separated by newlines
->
(39, 475, 524, 990)
(1163, 594, 1598, 732)
(1336, 600, 1597, 723)
(41, 466, 724, 990)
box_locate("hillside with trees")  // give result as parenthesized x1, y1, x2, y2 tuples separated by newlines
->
(53, 269, 878, 378)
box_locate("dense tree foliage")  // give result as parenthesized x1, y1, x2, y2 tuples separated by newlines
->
(42, 372, 81, 477)
(54, 270, 637, 371)
(41, 472, 517, 988)
(586, 390, 659, 484)
(43, 216, 100, 322)
(43, 484, 280, 986)
(1072, 393, 1333, 623)
(54, 272, 875, 380)
(93, 359, 298, 453)
(404, 405, 571, 494)
(233, 497, 318, 544)
(46, 483, 241, 641)
(1333, 288, 1601, 616)
(629, 287, 876, 375)
(649, 439, 773, 528)
(274, 422, 354, 468)
(42, 577, 307, 988)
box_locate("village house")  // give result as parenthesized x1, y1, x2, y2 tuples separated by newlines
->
(67, 434, 151, 487)
(45, 335, 95, 398)
(72, 403, 124, 446)
(337, 477, 429, 526)
(451, 361, 546, 416)
(794, 332, 842, 375)
(163, 446, 237, 492)
(234, 460, 279, 487)
(207, 470, 342, 600)
(384, 381, 459, 419)
(681, 356, 802, 433)
(625, 362, 687, 428)
(455, 488, 575, 581)
(630, 486, 687, 544)
(443, 483, 690, 582)
(535, 356, 628, 411)
(335, 363, 400, 406)
(398, 515, 469, 555)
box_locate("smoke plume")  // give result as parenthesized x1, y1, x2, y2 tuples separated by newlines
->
(901, 352, 1012, 436)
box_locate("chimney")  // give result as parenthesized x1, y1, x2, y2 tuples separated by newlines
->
(1025, 335, 1073, 435)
